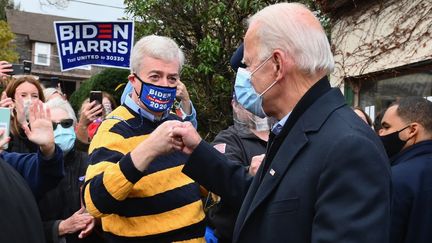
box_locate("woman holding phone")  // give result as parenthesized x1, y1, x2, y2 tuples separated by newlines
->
(76, 91, 117, 145)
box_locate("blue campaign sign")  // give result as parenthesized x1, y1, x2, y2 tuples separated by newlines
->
(54, 21, 134, 71)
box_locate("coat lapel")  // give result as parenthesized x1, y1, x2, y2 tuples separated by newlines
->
(250, 128, 308, 212)
(234, 127, 308, 240)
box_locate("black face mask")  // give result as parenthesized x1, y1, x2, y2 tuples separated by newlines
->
(379, 125, 410, 158)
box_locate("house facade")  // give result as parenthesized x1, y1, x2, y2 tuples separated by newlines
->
(6, 9, 106, 98)
(320, 0, 432, 120)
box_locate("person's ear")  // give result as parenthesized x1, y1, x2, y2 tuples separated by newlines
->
(407, 122, 420, 141)
(272, 50, 285, 81)
(128, 73, 135, 83)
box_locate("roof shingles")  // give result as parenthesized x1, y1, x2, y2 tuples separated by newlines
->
(6, 9, 82, 43)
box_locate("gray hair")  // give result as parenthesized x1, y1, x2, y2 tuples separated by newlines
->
(45, 98, 77, 125)
(247, 3, 334, 76)
(43, 87, 63, 100)
(130, 35, 185, 73)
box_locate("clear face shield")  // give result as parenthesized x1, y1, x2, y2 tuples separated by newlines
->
(232, 99, 275, 133)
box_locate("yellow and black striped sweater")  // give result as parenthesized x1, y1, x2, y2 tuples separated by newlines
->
(84, 105, 205, 242)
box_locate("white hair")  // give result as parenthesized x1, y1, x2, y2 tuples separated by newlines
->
(43, 87, 63, 100)
(130, 35, 185, 73)
(44, 98, 77, 125)
(247, 3, 334, 76)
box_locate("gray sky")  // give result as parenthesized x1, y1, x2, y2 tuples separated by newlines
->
(15, 0, 128, 20)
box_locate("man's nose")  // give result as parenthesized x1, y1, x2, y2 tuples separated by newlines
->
(159, 77, 170, 87)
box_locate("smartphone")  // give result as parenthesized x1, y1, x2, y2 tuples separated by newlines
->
(0, 108, 11, 150)
(90, 91, 103, 117)
(6, 64, 25, 75)
(90, 91, 103, 105)
(23, 61, 32, 74)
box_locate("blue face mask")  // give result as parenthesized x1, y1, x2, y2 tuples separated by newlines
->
(54, 126, 76, 154)
(134, 73, 177, 113)
(234, 55, 277, 118)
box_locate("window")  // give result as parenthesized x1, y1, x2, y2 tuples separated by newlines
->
(359, 72, 432, 120)
(34, 42, 51, 66)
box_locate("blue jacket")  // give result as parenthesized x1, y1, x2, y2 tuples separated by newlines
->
(0, 145, 64, 199)
(390, 140, 432, 243)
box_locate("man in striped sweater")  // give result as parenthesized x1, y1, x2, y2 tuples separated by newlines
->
(83, 35, 206, 243)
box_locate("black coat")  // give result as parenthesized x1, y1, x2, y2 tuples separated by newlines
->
(183, 78, 391, 243)
(38, 145, 104, 243)
(208, 126, 267, 242)
(7, 130, 38, 153)
(0, 157, 45, 243)
(211, 125, 267, 168)
(390, 140, 432, 243)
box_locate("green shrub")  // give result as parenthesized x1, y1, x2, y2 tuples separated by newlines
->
(69, 68, 129, 113)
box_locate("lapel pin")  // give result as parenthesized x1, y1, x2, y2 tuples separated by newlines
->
(269, 169, 275, 176)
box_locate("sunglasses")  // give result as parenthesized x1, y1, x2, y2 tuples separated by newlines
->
(52, 119, 74, 130)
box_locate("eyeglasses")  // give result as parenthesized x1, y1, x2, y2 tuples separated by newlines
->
(52, 119, 74, 130)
